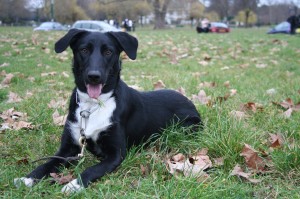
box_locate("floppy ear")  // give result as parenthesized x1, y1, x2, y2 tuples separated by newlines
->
(55, 29, 87, 53)
(107, 31, 138, 60)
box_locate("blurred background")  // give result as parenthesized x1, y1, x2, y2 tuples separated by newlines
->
(0, 0, 299, 29)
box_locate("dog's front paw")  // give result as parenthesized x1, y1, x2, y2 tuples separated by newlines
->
(61, 179, 84, 194)
(14, 177, 34, 188)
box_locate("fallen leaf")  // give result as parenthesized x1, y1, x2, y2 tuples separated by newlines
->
(167, 151, 212, 178)
(1, 73, 14, 85)
(230, 111, 247, 120)
(269, 133, 283, 148)
(41, 72, 57, 77)
(231, 164, 261, 184)
(266, 88, 276, 95)
(13, 121, 33, 130)
(199, 81, 216, 88)
(153, 80, 166, 90)
(213, 157, 224, 166)
(16, 158, 29, 165)
(52, 110, 67, 126)
(0, 62, 10, 68)
(7, 92, 22, 103)
(282, 108, 293, 118)
(50, 173, 74, 185)
(240, 102, 263, 113)
(192, 90, 211, 105)
(240, 144, 265, 171)
(177, 87, 186, 96)
(223, 81, 230, 88)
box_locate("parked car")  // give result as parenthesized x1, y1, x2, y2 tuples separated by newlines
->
(210, 22, 230, 33)
(34, 22, 67, 31)
(267, 21, 291, 34)
(71, 20, 121, 32)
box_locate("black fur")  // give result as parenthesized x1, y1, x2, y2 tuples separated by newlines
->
(25, 29, 202, 188)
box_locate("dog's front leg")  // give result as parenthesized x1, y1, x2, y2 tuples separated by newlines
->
(14, 129, 81, 188)
(62, 126, 126, 193)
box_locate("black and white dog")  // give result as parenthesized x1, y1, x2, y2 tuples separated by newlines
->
(14, 29, 201, 193)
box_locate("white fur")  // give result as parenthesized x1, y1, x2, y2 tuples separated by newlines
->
(14, 177, 34, 188)
(61, 179, 84, 193)
(69, 89, 116, 144)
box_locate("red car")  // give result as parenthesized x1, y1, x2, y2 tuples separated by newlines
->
(210, 22, 230, 33)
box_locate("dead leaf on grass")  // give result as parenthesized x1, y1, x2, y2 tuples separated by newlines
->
(269, 133, 284, 148)
(7, 92, 22, 103)
(1, 73, 14, 85)
(50, 173, 74, 185)
(192, 90, 211, 105)
(231, 164, 261, 184)
(240, 144, 266, 171)
(41, 72, 57, 77)
(230, 110, 247, 120)
(52, 110, 67, 126)
(153, 80, 166, 90)
(167, 153, 212, 178)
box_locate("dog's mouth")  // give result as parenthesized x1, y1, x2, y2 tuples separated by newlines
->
(86, 84, 103, 99)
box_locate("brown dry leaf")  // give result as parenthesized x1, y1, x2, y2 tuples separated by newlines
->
(223, 81, 230, 88)
(177, 87, 186, 96)
(140, 164, 150, 176)
(203, 53, 212, 61)
(7, 92, 22, 103)
(48, 98, 68, 110)
(192, 90, 211, 105)
(50, 173, 74, 185)
(240, 144, 266, 171)
(231, 164, 261, 184)
(240, 102, 264, 113)
(167, 152, 212, 178)
(172, 153, 185, 162)
(282, 108, 293, 118)
(230, 110, 247, 120)
(197, 148, 208, 155)
(13, 121, 34, 130)
(199, 81, 216, 88)
(62, 71, 70, 78)
(213, 157, 224, 166)
(1, 73, 14, 85)
(0, 62, 10, 68)
(153, 80, 166, 90)
(230, 89, 237, 96)
(41, 72, 57, 77)
(269, 133, 284, 148)
(16, 158, 29, 165)
(52, 110, 67, 126)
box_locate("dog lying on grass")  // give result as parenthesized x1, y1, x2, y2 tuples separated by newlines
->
(14, 29, 202, 193)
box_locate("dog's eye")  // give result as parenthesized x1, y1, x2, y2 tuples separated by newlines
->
(80, 48, 88, 54)
(104, 49, 112, 56)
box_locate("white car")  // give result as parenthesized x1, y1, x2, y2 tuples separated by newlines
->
(72, 20, 121, 32)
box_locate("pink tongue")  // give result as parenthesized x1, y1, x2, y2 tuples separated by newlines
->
(87, 84, 102, 99)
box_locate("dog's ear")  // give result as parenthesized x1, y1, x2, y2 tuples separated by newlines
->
(55, 29, 87, 53)
(107, 31, 138, 60)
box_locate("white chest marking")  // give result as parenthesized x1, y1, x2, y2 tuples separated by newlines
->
(69, 89, 116, 144)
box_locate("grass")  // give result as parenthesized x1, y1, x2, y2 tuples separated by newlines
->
(0, 26, 300, 198)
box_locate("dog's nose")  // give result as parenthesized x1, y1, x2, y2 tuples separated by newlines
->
(87, 71, 101, 84)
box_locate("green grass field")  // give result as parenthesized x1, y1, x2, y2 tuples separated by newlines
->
(0, 26, 300, 198)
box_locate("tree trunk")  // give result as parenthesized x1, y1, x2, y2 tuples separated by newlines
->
(153, 0, 171, 29)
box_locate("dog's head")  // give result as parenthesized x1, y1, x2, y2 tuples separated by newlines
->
(55, 29, 138, 99)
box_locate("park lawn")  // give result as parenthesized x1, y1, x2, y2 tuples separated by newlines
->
(0, 26, 299, 198)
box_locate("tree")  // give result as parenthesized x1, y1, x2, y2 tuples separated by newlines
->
(54, 0, 89, 23)
(207, 0, 234, 21)
(233, 0, 259, 27)
(189, 1, 205, 25)
(134, 1, 151, 26)
(235, 9, 257, 26)
(152, 0, 172, 29)
(0, 0, 31, 24)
